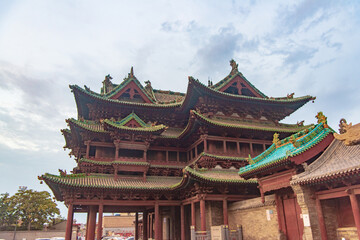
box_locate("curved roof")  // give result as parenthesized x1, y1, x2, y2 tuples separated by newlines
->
(291, 139, 360, 185)
(239, 123, 334, 178)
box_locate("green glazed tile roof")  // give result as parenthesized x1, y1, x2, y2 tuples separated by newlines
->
(192, 111, 312, 133)
(238, 123, 334, 177)
(42, 173, 184, 190)
(101, 76, 155, 103)
(197, 152, 247, 162)
(104, 119, 167, 133)
(70, 84, 182, 108)
(68, 118, 107, 133)
(185, 166, 257, 184)
(117, 112, 147, 127)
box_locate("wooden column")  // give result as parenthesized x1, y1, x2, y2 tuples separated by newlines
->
(96, 204, 104, 240)
(315, 198, 327, 240)
(177, 151, 180, 162)
(204, 138, 208, 152)
(249, 143, 253, 156)
(263, 143, 266, 151)
(223, 198, 228, 226)
(143, 150, 147, 161)
(148, 213, 152, 239)
(195, 145, 198, 157)
(155, 202, 160, 240)
(86, 208, 90, 240)
(275, 194, 286, 234)
(85, 141, 91, 158)
(143, 210, 148, 240)
(200, 198, 206, 231)
(191, 201, 196, 229)
(223, 140, 227, 153)
(65, 203, 74, 240)
(236, 142, 240, 154)
(135, 212, 139, 240)
(349, 191, 360, 239)
(87, 206, 97, 240)
(114, 141, 120, 159)
(166, 151, 169, 162)
(181, 204, 185, 240)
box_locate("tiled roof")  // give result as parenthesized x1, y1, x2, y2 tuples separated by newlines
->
(153, 89, 185, 103)
(193, 111, 312, 133)
(239, 123, 334, 177)
(291, 139, 360, 185)
(104, 119, 167, 133)
(184, 166, 257, 184)
(42, 173, 184, 190)
(68, 118, 107, 133)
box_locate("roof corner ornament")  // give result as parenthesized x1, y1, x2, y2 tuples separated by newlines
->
(315, 111, 328, 128)
(247, 154, 255, 165)
(297, 120, 304, 126)
(338, 118, 349, 134)
(273, 133, 280, 147)
(287, 93, 294, 99)
(230, 59, 239, 74)
(334, 118, 360, 146)
(102, 74, 113, 95)
(129, 66, 134, 78)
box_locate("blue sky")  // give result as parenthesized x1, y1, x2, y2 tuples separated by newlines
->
(1, 0, 360, 222)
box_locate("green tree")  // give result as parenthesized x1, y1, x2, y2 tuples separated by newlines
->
(9, 187, 60, 230)
(0, 193, 19, 230)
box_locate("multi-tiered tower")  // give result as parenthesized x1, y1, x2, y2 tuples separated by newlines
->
(41, 60, 315, 240)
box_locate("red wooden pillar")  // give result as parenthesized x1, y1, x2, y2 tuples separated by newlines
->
(349, 191, 360, 239)
(236, 142, 240, 154)
(155, 202, 160, 240)
(65, 203, 74, 240)
(275, 194, 286, 235)
(223, 198, 228, 226)
(87, 206, 97, 240)
(223, 140, 227, 153)
(204, 138, 208, 153)
(200, 198, 206, 231)
(315, 198, 327, 240)
(191, 201, 196, 229)
(249, 143, 253, 156)
(85, 141, 90, 158)
(86, 208, 90, 240)
(135, 212, 139, 240)
(181, 204, 185, 240)
(143, 210, 148, 240)
(96, 204, 104, 240)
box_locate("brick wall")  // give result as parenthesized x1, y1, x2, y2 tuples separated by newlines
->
(337, 227, 358, 240)
(321, 199, 338, 239)
(228, 195, 279, 240)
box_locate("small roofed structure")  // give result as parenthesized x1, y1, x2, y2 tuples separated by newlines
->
(291, 119, 360, 240)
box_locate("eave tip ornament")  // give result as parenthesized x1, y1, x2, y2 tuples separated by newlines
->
(273, 132, 280, 147)
(334, 118, 360, 146)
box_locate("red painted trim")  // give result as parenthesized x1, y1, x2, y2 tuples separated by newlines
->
(258, 169, 296, 194)
(223, 198, 228, 225)
(316, 184, 360, 200)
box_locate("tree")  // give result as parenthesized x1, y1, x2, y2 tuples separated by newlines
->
(9, 187, 60, 230)
(0, 193, 19, 230)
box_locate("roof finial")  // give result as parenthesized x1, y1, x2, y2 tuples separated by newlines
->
(130, 66, 134, 78)
(315, 112, 328, 128)
(230, 59, 238, 74)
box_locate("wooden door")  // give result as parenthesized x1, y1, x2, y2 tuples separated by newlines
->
(283, 196, 304, 240)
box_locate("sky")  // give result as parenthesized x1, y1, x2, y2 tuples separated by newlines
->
(0, 0, 360, 222)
